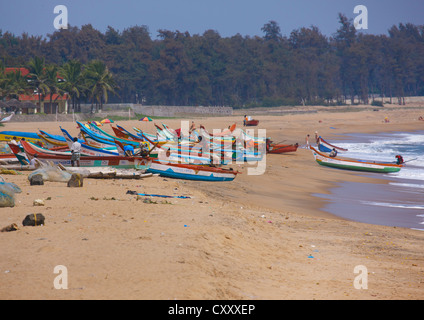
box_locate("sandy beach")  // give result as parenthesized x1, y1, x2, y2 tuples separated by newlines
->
(0, 105, 423, 300)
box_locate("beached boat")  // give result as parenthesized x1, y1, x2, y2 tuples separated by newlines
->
(7, 143, 30, 165)
(0, 152, 20, 163)
(266, 140, 298, 154)
(60, 127, 120, 157)
(245, 119, 259, 126)
(310, 146, 402, 173)
(147, 161, 238, 181)
(317, 136, 348, 153)
(20, 140, 151, 169)
(0, 131, 41, 144)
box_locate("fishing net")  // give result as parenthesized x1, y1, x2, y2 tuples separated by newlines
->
(0, 176, 22, 207)
(28, 160, 72, 183)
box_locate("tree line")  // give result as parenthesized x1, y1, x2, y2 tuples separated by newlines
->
(0, 14, 423, 109)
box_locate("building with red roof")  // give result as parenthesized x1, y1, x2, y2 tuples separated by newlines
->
(2, 68, 68, 114)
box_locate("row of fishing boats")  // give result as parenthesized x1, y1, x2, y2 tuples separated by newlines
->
(0, 122, 299, 182)
(313, 136, 404, 173)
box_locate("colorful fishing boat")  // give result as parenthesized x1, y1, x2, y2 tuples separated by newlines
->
(20, 140, 151, 170)
(60, 127, 120, 157)
(8, 143, 30, 165)
(310, 146, 402, 173)
(0, 131, 41, 143)
(147, 161, 238, 181)
(266, 140, 298, 154)
(317, 136, 348, 153)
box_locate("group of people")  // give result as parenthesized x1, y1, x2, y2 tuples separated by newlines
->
(305, 132, 320, 149)
(123, 142, 150, 157)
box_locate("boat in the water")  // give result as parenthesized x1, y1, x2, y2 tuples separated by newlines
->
(310, 146, 402, 173)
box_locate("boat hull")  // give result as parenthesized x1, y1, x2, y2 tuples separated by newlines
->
(147, 161, 237, 181)
(245, 120, 259, 126)
(267, 144, 298, 154)
(20, 140, 151, 169)
(311, 147, 402, 173)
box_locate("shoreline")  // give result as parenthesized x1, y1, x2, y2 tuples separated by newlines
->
(0, 106, 423, 299)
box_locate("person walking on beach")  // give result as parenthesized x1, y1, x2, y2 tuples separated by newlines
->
(71, 137, 81, 167)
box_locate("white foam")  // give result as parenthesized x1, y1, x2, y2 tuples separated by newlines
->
(389, 182, 424, 189)
(361, 201, 424, 210)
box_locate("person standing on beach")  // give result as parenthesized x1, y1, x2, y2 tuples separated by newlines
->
(305, 134, 310, 149)
(71, 137, 81, 167)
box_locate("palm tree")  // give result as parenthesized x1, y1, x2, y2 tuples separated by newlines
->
(45, 64, 64, 114)
(84, 60, 118, 113)
(59, 60, 85, 113)
(0, 61, 6, 99)
(3, 69, 31, 100)
(27, 56, 49, 110)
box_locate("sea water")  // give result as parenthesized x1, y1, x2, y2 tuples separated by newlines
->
(315, 131, 424, 231)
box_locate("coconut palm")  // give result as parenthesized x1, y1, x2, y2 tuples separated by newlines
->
(2, 69, 31, 100)
(59, 60, 85, 113)
(84, 60, 118, 113)
(44, 64, 65, 114)
(0, 61, 5, 98)
(27, 56, 49, 109)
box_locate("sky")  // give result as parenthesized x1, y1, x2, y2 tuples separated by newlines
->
(0, 0, 423, 39)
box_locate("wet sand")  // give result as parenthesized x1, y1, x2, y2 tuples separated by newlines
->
(0, 105, 423, 300)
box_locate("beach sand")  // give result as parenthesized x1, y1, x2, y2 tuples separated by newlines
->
(0, 105, 423, 300)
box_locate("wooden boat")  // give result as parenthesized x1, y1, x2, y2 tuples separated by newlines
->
(0, 112, 14, 123)
(310, 146, 402, 173)
(147, 161, 238, 181)
(8, 143, 30, 165)
(266, 139, 298, 154)
(0, 131, 41, 143)
(58, 127, 122, 157)
(245, 119, 259, 126)
(0, 152, 20, 164)
(20, 140, 151, 170)
(317, 137, 348, 153)
(38, 134, 68, 148)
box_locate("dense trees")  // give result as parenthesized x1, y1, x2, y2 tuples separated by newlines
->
(0, 16, 423, 108)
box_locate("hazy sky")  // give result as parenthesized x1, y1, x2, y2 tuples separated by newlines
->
(0, 0, 423, 39)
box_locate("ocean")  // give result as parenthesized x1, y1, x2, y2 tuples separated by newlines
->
(315, 131, 424, 231)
